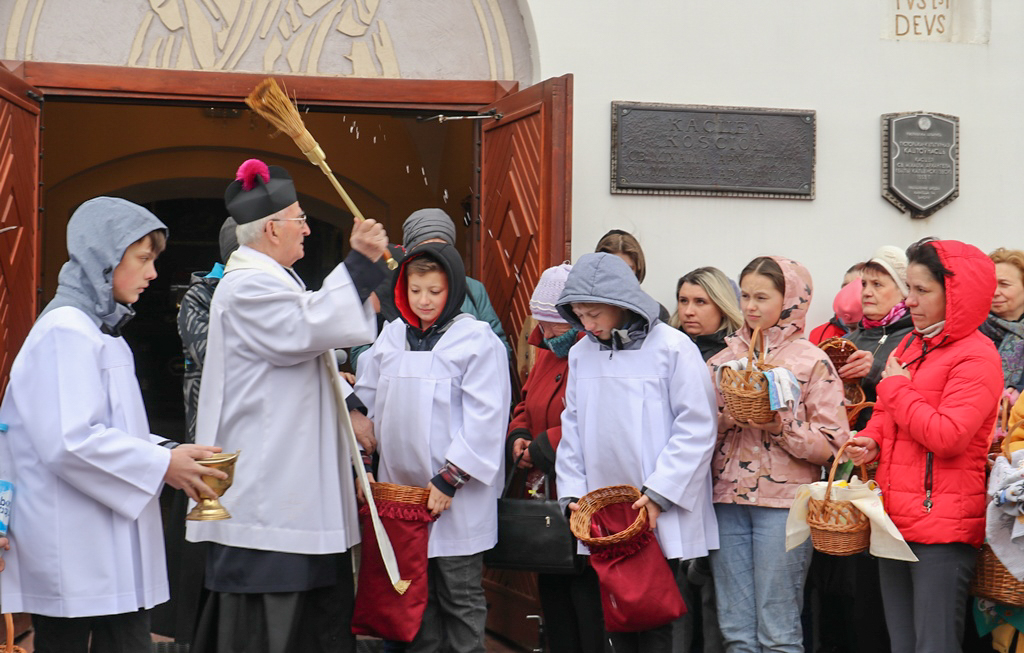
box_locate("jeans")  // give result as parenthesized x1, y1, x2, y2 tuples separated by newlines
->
(408, 553, 487, 653)
(709, 503, 812, 653)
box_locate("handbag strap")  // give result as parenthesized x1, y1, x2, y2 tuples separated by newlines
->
(501, 452, 552, 499)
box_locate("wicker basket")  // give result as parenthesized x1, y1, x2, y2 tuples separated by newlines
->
(370, 482, 430, 506)
(806, 441, 871, 556)
(569, 485, 647, 547)
(720, 327, 777, 424)
(0, 614, 26, 653)
(819, 337, 858, 371)
(971, 543, 1024, 607)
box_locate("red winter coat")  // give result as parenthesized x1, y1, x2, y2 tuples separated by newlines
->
(506, 327, 583, 491)
(859, 241, 1002, 547)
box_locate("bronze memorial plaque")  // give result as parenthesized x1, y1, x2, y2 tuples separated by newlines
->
(611, 102, 815, 199)
(882, 112, 958, 219)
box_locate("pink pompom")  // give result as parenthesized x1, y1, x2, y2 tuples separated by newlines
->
(236, 159, 271, 191)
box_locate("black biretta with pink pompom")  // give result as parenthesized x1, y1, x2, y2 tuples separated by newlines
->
(224, 158, 298, 224)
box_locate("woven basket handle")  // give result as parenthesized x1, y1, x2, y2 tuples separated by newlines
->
(1000, 396, 1012, 434)
(745, 326, 766, 373)
(825, 441, 868, 505)
(4, 613, 12, 651)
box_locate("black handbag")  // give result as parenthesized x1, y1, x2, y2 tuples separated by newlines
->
(483, 454, 584, 575)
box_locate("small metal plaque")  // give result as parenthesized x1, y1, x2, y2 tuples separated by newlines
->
(882, 111, 959, 218)
(611, 102, 815, 199)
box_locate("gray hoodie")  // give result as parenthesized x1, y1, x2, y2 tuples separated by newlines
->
(556, 252, 661, 350)
(41, 197, 167, 336)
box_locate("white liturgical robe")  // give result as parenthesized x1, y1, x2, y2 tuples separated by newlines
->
(355, 317, 510, 557)
(186, 246, 376, 555)
(0, 308, 171, 617)
(555, 322, 720, 560)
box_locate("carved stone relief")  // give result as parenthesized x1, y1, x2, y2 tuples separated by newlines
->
(3, 0, 532, 82)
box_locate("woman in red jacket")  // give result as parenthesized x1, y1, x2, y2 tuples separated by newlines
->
(848, 238, 1002, 653)
(507, 263, 601, 653)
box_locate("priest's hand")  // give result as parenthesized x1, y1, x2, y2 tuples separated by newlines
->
(350, 218, 389, 262)
(0, 536, 8, 571)
(632, 494, 662, 530)
(351, 410, 377, 454)
(427, 482, 453, 517)
(165, 444, 227, 503)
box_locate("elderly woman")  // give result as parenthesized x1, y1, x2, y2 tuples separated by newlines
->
(981, 248, 1024, 400)
(839, 246, 916, 410)
(671, 266, 743, 361)
(848, 238, 1002, 653)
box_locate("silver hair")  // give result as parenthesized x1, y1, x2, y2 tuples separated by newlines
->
(234, 207, 287, 246)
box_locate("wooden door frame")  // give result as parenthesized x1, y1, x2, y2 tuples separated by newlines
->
(7, 60, 528, 280)
(13, 61, 519, 110)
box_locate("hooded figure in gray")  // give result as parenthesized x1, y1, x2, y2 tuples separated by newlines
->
(41, 197, 167, 336)
(556, 252, 662, 351)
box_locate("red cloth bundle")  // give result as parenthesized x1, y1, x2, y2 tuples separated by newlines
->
(588, 502, 686, 633)
(351, 499, 435, 642)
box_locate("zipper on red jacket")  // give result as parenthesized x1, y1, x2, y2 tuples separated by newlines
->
(923, 451, 933, 513)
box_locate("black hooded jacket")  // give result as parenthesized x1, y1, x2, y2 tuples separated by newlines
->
(393, 242, 469, 352)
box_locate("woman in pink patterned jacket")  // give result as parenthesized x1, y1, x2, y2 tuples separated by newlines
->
(707, 255, 850, 653)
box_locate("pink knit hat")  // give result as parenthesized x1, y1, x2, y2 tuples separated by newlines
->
(833, 277, 864, 326)
(530, 263, 573, 323)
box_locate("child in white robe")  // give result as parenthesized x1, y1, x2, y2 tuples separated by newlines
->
(0, 197, 223, 652)
(355, 242, 510, 653)
(554, 252, 719, 653)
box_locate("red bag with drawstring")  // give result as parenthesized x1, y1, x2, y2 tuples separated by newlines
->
(587, 502, 686, 632)
(351, 499, 436, 642)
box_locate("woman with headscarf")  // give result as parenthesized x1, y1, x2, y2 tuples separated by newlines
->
(847, 239, 1002, 653)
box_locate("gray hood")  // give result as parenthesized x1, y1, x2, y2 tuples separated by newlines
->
(41, 197, 167, 335)
(556, 252, 661, 335)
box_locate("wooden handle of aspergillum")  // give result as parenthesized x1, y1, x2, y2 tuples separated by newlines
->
(303, 146, 398, 270)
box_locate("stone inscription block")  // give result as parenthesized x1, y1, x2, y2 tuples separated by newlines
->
(611, 102, 815, 199)
(882, 112, 959, 218)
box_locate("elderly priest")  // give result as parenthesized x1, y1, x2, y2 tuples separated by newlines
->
(187, 159, 389, 653)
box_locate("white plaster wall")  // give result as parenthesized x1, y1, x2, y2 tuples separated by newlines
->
(523, 0, 1023, 325)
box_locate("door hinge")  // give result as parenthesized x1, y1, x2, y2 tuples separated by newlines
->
(25, 90, 43, 103)
(417, 108, 502, 124)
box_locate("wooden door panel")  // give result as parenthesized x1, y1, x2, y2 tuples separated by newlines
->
(478, 74, 571, 367)
(0, 66, 41, 396)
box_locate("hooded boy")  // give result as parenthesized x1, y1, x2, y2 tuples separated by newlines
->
(354, 242, 510, 653)
(553, 253, 719, 649)
(0, 197, 222, 652)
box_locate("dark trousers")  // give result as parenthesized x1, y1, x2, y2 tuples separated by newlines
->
(191, 551, 355, 653)
(607, 559, 680, 653)
(538, 565, 608, 653)
(877, 542, 976, 653)
(31, 609, 151, 653)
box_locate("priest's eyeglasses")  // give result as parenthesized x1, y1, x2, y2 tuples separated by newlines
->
(271, 213, 308, 224)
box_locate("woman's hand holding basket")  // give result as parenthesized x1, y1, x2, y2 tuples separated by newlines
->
(845, 436, 879, 466)
(838, 349, 874, 381)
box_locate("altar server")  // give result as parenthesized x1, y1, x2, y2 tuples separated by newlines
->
(186, 159, 389, 653)
(355, 242, 510, 653)
(0, 197, 224, 653)
(554, 252, 719, 653)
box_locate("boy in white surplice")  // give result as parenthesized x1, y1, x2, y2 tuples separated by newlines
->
(355, 242, 510, 653)
(0, 198, 224, 652)
(554, 252, 720, 653)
